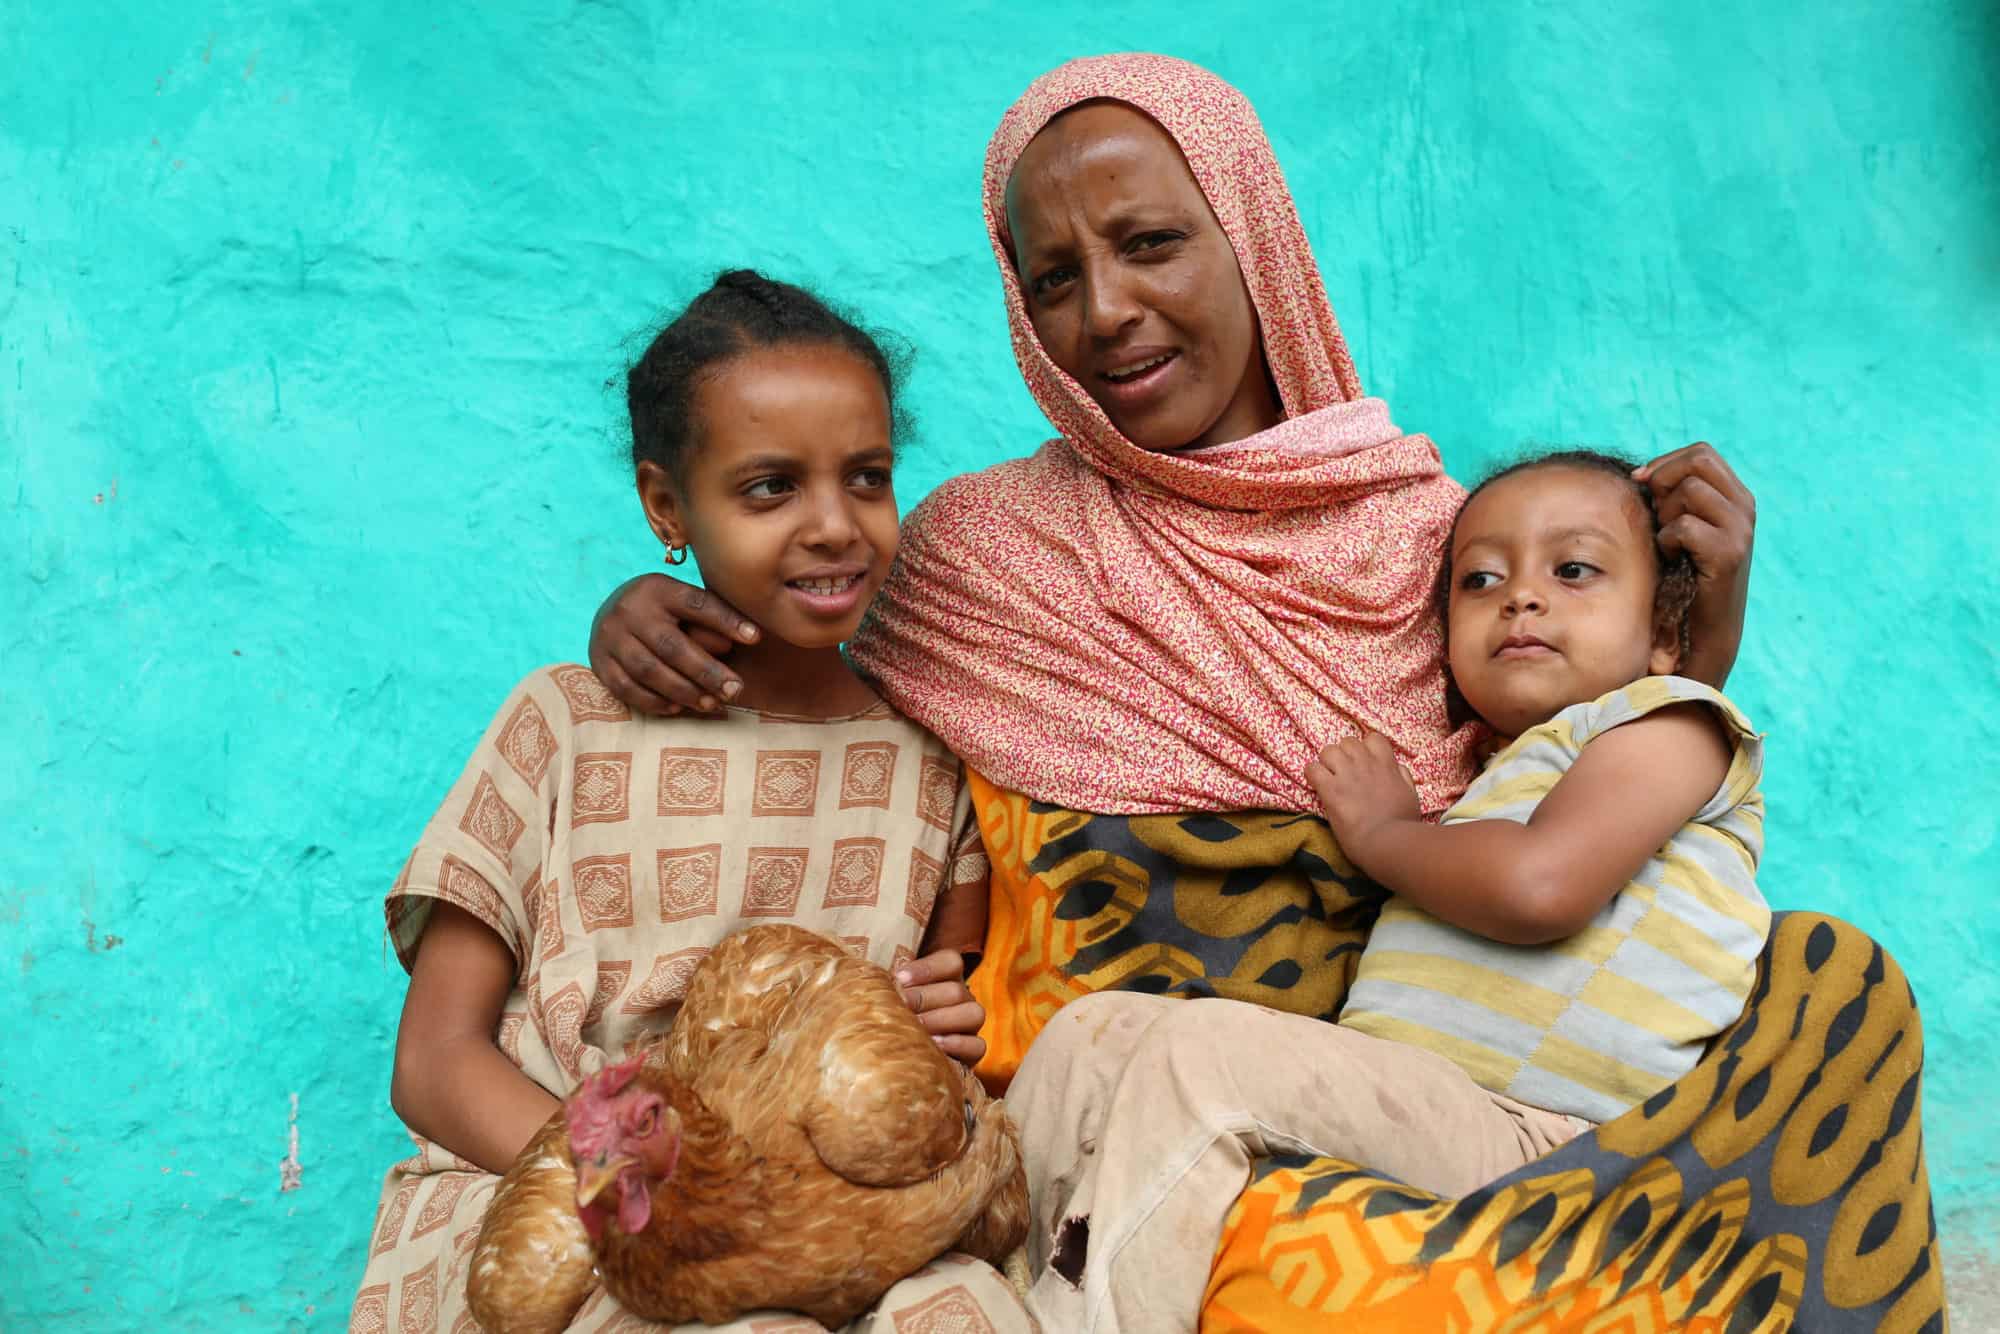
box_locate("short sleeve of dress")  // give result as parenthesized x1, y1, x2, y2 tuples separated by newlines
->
(944, 774, 991, 891)
(385, 671, 568, 976)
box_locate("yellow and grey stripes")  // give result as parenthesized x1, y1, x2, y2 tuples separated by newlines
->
(1340, 676, 1769, 1124)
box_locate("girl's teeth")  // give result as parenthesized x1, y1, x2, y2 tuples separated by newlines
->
(795, 577, 856, 595)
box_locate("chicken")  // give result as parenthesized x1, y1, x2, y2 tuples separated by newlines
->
(466, 924, 1027, 1331)
(465, 1108, 597, 1334)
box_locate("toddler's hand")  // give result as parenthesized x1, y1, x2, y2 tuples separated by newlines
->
(896, 950, 986, 1067)
(1306, 732, 1422, 862)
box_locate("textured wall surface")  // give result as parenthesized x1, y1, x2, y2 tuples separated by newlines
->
(4, 2, 1996, 1327)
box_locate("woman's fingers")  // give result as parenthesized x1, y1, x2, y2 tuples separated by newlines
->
(1638, 442, 1756, 514)
(686, 624, 738, 658)
(1656, 513, 1717, 560)
(588, 574, 761, 715)
(593, 654, 682, 719)
(612, 632, 718, 712)
(663, 580, 762, 647)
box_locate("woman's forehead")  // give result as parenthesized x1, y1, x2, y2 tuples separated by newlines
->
(1004, 103, 1205, 239)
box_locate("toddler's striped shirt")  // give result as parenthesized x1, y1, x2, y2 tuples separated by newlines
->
(1339, 675, 1768, 1124)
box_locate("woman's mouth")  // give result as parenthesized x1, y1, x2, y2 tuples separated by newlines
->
(1096, 350, 1180, 411)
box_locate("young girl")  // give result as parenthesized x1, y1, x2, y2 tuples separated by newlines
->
(349, 271, 1029, 1333)
(1315, 448, 1769, 1133)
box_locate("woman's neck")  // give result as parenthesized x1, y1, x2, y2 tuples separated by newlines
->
(724, 636, 880, 719)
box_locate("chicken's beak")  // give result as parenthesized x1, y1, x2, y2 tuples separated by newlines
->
(575, 1154, 634, 1209)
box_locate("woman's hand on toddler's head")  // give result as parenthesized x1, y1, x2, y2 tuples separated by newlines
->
(1307, 733, 1422, 865)
(1634, 443, 1756, 688)
(896, 951, 987, 1067)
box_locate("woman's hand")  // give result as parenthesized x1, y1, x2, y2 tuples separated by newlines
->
(1635, 443, 1755, 688)
(588, 572, 761, 715)
(896, 950, 987, 1066)
(1307, 732, 1422, 871)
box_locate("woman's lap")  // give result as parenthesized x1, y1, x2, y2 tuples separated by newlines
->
(1005, 992, 1583, 1333)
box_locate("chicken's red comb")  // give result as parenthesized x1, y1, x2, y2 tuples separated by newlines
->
(589, 1054, 644, 1097)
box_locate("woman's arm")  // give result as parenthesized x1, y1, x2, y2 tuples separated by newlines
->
(1636, 443, 1756, 688)
(589, 572, 763, 715)
(390, 903, 560, 1175)
(1308, 707, 1731, 945)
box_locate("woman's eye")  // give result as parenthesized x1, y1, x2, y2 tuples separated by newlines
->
(743, 477, 793, 500)
(1555, 561, 1599, 581)
(1030, 267, 1075, 298)
(1460, 570, 1500, 591)
(1131, 230, 1181, 253)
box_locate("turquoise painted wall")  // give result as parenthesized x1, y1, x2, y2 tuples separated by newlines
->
(5, 1, 1996, 1326)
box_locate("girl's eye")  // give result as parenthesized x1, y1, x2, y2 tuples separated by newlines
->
(743, 476, 794, 500)
(1460, 570, 1500, 591)
(1555, 561, 1600, 581)
(850, 468, 892, 491)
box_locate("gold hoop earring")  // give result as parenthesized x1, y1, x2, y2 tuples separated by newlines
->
(663, 543, 689, 567)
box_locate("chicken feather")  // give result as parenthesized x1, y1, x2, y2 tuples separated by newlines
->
(468, 924, 1028, 1331)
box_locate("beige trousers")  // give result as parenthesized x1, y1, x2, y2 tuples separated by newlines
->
(1006, 993, 1590, 1334)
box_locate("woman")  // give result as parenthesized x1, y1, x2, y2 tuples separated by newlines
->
(591, 54, 1939, 1333)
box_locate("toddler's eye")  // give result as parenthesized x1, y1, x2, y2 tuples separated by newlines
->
(743, 476, 794, 500)
(1460, 570, 1500, 591)
(1554, 561, 1599, 581)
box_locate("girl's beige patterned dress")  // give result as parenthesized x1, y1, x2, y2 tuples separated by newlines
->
(348, 664, 1029, 1333)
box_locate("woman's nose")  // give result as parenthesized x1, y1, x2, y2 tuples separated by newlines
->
(1081, 261, 1143, 341)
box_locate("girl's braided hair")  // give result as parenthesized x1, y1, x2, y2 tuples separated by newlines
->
(626, 268, 911, 481)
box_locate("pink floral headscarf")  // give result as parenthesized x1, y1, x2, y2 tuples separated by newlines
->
(849, 53, 1479, 815)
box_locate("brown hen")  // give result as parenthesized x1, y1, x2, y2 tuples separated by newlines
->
(466, 924, 1027, 1331)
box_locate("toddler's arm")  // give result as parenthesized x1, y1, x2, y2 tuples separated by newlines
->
(1308, 705, 1730, 945)
(391, 903, 561, 1174)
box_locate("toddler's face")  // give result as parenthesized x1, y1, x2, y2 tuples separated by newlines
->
(1446, 467, 1679, 739)
(643, 343, 900, 651)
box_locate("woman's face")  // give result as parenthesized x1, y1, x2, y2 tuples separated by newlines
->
(1005, 102, 1280, 452)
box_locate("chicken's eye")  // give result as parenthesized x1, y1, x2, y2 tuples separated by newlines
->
(633, 1105, 659, 1138)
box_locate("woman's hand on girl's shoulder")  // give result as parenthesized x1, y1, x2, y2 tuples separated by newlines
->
(1635, 443, 1755, 688)
(895, 950, 987, 1067)
(588, 572, 762, 715)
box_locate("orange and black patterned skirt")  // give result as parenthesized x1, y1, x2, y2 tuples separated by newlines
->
(966, 774, 1946, 1332)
